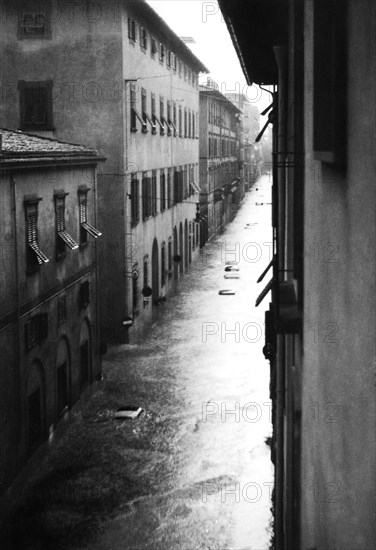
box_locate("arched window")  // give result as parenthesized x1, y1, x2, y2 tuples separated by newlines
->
(79, 320, 91, 392)
(27, 360, 45, 453)
(56, 337, 70, 416)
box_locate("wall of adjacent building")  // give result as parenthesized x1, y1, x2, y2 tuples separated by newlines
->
(301, 1, 376, 548)
(0, 162, 101, 495)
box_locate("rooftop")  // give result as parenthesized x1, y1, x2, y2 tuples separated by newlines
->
(0, 129, 103, 166)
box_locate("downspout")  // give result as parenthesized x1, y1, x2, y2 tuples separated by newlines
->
(273, 44, 288, 550)
(11, 174, 22, 446)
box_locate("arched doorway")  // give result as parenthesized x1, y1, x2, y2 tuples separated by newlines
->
(184, 219, 189, 269)
(173, 226, 178, 280)
(179, 223, 183, 274)
(27, 360, 45, 454)
(56, 337, 70, 416)
(152, 238, 159, 304)
(79, 320, 91, 392)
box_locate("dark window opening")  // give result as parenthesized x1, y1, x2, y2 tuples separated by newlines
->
(79, 281, 90, 309)
(80, 340, 89, 390)
(131, 176, 140, 225)
(57, 361, 68, 415)
(28, 387, 43, 451)
(25, 313, 48, 352)
(19, 80, 53, 130)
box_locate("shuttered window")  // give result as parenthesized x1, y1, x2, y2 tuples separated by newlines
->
(25, 199, 49, 272)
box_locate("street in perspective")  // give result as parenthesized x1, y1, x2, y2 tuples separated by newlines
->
(1, 177, 274, 550)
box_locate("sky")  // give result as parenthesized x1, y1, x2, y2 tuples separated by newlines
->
(146, 0, 272, 112)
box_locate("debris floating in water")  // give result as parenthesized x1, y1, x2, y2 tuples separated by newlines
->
(115, 406, 143, 419)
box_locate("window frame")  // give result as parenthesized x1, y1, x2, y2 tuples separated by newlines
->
(18, 1, 51, 40)
(18, 80, 54, 131)
(54, 192, 78, 260)
(130, 175, 140, 225)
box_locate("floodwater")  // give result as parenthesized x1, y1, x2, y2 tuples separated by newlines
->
(1, 175, 274, 550)
(93, 174, 274, 550)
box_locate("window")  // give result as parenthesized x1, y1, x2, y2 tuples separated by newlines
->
(142, 174, 152, 220)
(151, 38, 158, 58)
(143, 255, 149, 288)
(161, 242, 166, 286)
(28, 386, 43, 451)
(166, 100, 173, 136)
(80, 340, 89, 390)
(159, 96, 165, 135)
(25, 313, 48, 351)
(151, 171, 157, 216)
(192, 112, 195, 140)
(24, 199, 49, 273)
(313, 0, 347, 166)
(188, 110, 192, 138)
(79, 281, 90, 309)
(184, 108, 187, 138)
(178, 60, 182, 78)
(130, 83, 143, 132)
(18, 80, 53, 130)
(159, 43, 165, 63)
(166, 50, 171, 68)
(184, 65, 187, 81)
(130, 175, 140, 225)
(55, 194, 78, 259)
(167, 170, 172, 207)
(56, 360, 68, 415)
(128, 17, 136, 41)
(18, 1, 51, 39)
(172, 102, 177, 137)
(178, 105, 183, 137)
(174, 170, 183, 204)
(150, 93, 157, 134)
(141, 88, 149, 133)
(168, 237, 172, 277)
(140, 26, 147, 49)
(78, 190, 101, 245)
(132, 263, 139, 311)
(57, 296, 67, 325)
(172, 53, 177, 71)
(160, 170, 166, 212)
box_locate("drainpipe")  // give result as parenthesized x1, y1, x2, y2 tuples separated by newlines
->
(273, 44, 288, 550)
(11, 174, 23, 448)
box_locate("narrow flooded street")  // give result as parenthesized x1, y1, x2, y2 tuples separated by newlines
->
(1, 176, 274, 550)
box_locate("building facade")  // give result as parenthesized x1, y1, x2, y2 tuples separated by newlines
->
(220, 0, 376, 549)
(0, 0, 207, 342)
(225, 93, 262, 190)
(199, 83, 242, 244)
(0, 129, 103, 495)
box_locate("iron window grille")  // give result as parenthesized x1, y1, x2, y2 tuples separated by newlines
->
(55, 193, 78, 259)
(78, 190, 101, 243)
(18, 80, 53, 130)
(24, 199, 49, 273)
(25, 313, 48, 351)
(130, 176, 140, 225)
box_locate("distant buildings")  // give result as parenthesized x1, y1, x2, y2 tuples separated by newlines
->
(0, 128, 103, 494)
(199, 82, 242, 243)
(225, 93, 262, 190)
(0, 0, 208, 343)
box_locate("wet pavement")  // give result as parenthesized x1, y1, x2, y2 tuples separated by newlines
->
(1, 175, 274, 550)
